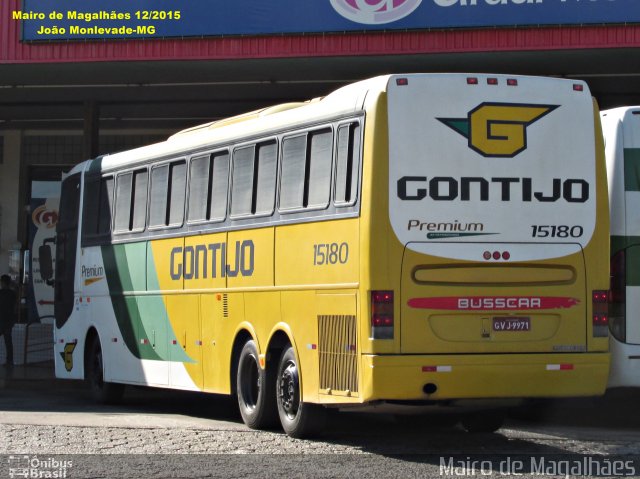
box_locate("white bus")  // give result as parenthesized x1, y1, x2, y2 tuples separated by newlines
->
(601, 106, 640, 388)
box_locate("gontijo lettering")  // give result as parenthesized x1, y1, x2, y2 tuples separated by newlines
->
(170, 240, 255, 280)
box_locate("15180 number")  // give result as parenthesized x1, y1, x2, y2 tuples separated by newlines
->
(531, 225, 583, 238)
(313, 242, 349, 265)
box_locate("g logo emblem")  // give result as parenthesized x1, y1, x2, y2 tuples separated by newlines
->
(438, 103, 558, 157)
(32, 205, 59, 229)
(330, 0, 422, 25)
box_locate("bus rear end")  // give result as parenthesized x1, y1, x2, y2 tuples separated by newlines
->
(361, 74, 609, 415)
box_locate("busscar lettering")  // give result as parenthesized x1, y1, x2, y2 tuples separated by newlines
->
(170, 240, 254, 280)
(397, 176, 589, 203)
(458, 297, 542, 309)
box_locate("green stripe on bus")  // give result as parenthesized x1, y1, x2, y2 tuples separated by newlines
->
(624, 148, 640, 192)
(145, 251, 193, 363)
(102, 244, 162, 361)
(87, 156, 104, 173)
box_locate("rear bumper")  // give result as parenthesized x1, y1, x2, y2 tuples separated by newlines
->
(362, 352, 610, 402)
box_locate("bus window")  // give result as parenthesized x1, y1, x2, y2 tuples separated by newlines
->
(335, 123, 360, 206)
(231, 141, 277, 217)
(83, 176, 114, 240)
(149, 165, 169, 227)
(114, 169, 147, 233)
(280, 134, 306, 210)
(168, 162, 186, 226)
(280, 128, 332, 211)
(307, 129, 332, 208)
(114, 172, 133, 232)
(54, 173, 80, 328)
(230, 146, 254, 217)
(97, 177, 114, 235)
(254, 141, 277, 215)
(82, 177, 100, 237)
(209, 152, 230, 222)
(150, 161, 186, 228)
(188, 151, 229, 223)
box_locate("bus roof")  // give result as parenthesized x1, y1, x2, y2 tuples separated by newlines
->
(89, 73, 589, 174)
(94, 75, 390, 173)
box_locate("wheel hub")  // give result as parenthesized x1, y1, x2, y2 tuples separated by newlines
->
(279, 362, 299, 417)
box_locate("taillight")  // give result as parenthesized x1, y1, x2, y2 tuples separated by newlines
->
(371, 290, 394, 339)
(609, 250, 626, 342)
(592, 290, 609, 338)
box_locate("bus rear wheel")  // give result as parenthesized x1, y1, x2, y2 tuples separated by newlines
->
(276, 346, 326, 438)
(236, 340, 278, 429)
(86, 336, 124, 404)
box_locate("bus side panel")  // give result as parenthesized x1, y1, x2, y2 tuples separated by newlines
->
(622, 112, 640, 345)
(275, 218, 360, 404)
(602, 107, 640, 388)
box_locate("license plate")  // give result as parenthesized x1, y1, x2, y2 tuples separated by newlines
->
(493, 317, 530, 332)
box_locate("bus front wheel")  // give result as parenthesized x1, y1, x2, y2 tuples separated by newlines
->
(276, 346, 326, 438)
(236, 340, 278, 429)
(86, 336, 124, 404)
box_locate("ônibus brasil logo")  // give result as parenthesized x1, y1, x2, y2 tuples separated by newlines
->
(438, 103, 558, 158)
(330, 0, 422, 25)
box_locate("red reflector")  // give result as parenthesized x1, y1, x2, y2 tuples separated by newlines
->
(467, 77, 478, 85)
(547, 364, 574, 371)
(507, 79, 518, 86)
(573, 84, 584, 92)
(592, 291, 608, 303)
(502, 251, 511, 260)
(593, 314, 609, 325)
(492, 251, 501, 260)
(372, 291, 393, 303)
(487, 78, 498, 85)
(483, 251, 491, 260)
(372, 290, 394, 339)
(422, 366, 437, 372)
(396, 78, 409, 86)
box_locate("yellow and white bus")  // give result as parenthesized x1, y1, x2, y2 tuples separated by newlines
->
(51, 74, 610, 437)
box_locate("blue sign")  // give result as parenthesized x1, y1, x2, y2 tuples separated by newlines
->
(18, 0, 640, 41)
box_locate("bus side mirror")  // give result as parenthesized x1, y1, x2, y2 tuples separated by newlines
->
(39, 244, 54, 285)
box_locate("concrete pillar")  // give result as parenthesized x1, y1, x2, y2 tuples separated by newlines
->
(0, 130, 22, 274)
(83, 100, 99, 160)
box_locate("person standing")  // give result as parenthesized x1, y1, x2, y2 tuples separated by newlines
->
(0, 274, 17, 367)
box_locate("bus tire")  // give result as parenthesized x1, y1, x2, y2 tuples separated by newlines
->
(236, 340, 278, 429)
(86, 336, 124, 404)
(461, 411, 504, 433)
(276, 346, 326, 438)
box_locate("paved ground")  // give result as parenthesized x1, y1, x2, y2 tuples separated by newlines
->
(1, 363, 640, 478)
